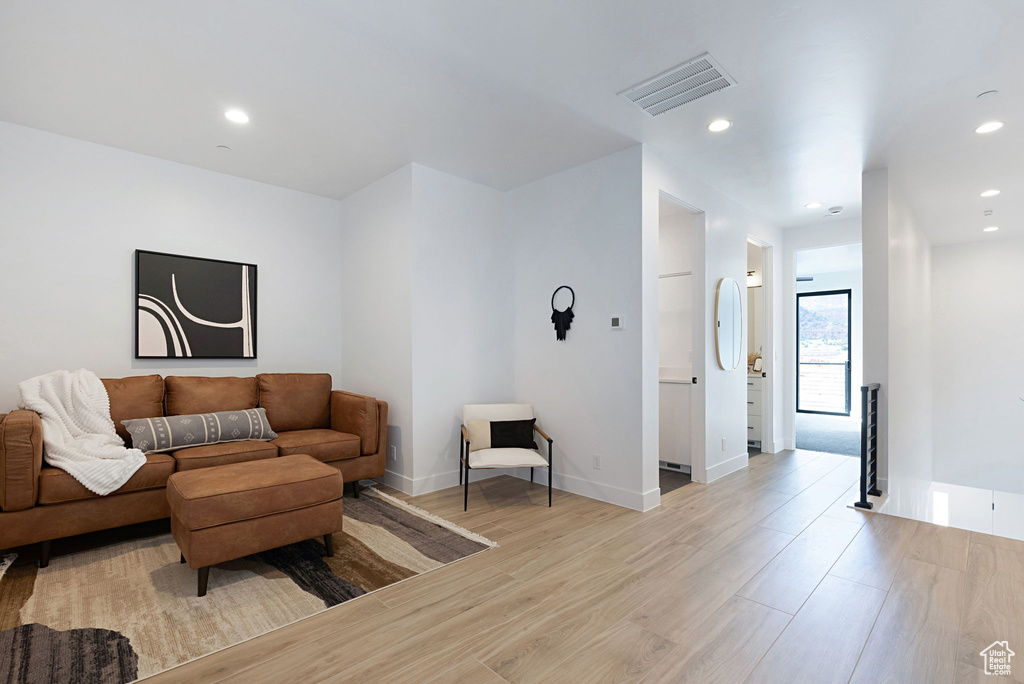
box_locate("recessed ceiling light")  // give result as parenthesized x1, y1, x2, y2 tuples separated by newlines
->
(804, 202, 822, 209)
(980, 189, 1001, 197)
(225, 109, 249, 124)
(707, 119, 732, 132)
(983, 226, 999, 232)
(975, 121, 1004, 134)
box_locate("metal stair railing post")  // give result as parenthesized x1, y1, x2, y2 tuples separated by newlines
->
(855, 383, 881, 509)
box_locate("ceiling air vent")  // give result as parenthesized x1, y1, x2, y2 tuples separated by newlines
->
(619, 53, 736, 117)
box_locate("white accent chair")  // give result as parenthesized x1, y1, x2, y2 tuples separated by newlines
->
(461, 404, 554, 511)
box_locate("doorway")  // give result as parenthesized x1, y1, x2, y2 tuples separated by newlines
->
(657, 196, 698, 494)
(793, 243, 862, 456)
(746, 240, 767, 457)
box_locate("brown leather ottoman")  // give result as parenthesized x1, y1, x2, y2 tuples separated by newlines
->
(166, 453, 345, 596)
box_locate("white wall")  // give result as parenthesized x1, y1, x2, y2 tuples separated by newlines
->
(862, 169, 933, 488)
(658, 211, 694, 378)
(338, 165, 414, 479)
(507, 146, 646, 509)
(886, 182, 933, 484)
(862, 171, 891, 485)
(782, 218, 862, 446)
(0, 121, 343, 410)
(409, 164, 512, 491)
(338, 163, 512, 494)
(932, 236, 1024, 494)
(643, 148, 784, 497)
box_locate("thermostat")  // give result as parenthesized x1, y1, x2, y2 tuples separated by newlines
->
(611, 316, 624, 330)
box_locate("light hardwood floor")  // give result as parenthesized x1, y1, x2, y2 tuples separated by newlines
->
(144, 450, 1024, 684)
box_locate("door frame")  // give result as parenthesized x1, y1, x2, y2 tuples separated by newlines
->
(796, 288, 852, 416)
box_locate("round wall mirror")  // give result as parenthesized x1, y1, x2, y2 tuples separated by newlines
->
(715, 277, 743, 370)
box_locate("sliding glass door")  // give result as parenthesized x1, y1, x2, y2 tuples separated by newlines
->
(797, 289, 851, 415)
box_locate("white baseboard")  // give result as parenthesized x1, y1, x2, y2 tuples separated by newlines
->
(385, 466, 654, 512)
(510, 469, 652, 512)
(706, 452, 748, 482)
(640, 487, 662, 512)
(377, 468, 507, 496)
(376, 469, 413, 494)
(772, 439, 786, 454)
(414, 468, 510, 496)
(784, 438, 796, 450)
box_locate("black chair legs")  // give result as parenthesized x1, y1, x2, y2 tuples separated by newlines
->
(197, 566, 209, 597)
(323, 534, 334, 557)
(39, 539, 51, 568)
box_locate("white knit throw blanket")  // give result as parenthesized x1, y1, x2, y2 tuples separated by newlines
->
(18, 369, 146, 496)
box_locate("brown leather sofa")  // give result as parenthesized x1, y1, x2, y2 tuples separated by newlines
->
(0, 372, 388, 557)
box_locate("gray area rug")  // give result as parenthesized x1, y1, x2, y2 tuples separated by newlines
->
(796, 412, 861, 456)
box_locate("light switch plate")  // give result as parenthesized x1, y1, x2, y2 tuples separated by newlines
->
(611, 316, 624, 330)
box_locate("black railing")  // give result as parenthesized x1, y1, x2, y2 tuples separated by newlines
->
(855, 383, 882, 509)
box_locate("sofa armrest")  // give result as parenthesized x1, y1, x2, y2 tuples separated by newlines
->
(331, 391, 379, 455)
(0, 410, 44, 511)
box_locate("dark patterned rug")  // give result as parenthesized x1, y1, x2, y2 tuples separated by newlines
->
(0, 487, 495, 683)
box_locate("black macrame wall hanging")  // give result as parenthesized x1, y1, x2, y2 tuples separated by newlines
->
(550, 285, 575, 341)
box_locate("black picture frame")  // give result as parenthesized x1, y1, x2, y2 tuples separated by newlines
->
(135, 250, 257, 359)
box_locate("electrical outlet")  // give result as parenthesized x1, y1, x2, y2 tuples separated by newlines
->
(389, 445, 397, 462)
(721, 438, 727, 452)
(593, 454, 602, 470)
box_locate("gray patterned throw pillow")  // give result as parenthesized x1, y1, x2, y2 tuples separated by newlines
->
(121, 408, 278, 453)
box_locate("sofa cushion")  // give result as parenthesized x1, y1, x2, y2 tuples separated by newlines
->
(121, 408, 277, 453)
(172, 440, 279, 472)
(165, 376, 258, 416)
(257, 373, 331, 432)
(272, 429, 360, 462)
(102, 375, 164, 445)
(468, 448, 548, 469)
(166, 454, 344, 530)
(38, 453, 175, 505)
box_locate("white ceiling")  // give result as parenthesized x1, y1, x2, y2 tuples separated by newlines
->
(796, 243, 863, 276)
(1, 0, 1022, 243)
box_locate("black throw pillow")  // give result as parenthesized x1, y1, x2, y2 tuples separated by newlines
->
(467, 418, 538, 451)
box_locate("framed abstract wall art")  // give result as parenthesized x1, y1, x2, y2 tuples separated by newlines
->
(135, 250, 257, 359)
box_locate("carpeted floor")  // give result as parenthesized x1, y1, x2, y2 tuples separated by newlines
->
(0, 486, 495, 684)
(796, 412, 861, 456)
